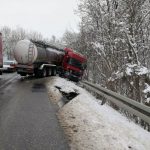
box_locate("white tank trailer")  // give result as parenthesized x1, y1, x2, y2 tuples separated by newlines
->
(14, 39, 64, 65)
(14, 39, 65, 77)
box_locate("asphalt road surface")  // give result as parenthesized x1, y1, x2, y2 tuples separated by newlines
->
(0, 73, 69, 150)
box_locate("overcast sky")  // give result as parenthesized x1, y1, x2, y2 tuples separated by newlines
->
(0, 0, 80, 39)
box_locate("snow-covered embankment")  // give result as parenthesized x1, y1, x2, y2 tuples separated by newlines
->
(47, 77, 150, 150)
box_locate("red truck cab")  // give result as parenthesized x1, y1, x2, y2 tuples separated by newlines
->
(0, 33, 3, 75)
(62, 48, 87, 82)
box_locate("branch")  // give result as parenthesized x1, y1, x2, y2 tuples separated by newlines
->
(124, 31, 140, 65)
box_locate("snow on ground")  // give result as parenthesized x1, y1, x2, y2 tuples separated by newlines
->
(47, 77, 150, 150)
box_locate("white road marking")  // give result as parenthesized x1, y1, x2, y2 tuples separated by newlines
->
(0, 74, 19, 89)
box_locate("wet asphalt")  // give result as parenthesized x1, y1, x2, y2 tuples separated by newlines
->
(0, 73, 69, 150)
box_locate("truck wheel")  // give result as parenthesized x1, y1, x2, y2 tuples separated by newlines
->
(46, 68, 52, 76)
(34, 69, 40, 78)
(51, 68, 56, 76)
(37, 69, 46, 78)
(42, 68, 47, 77)
(19, 73, 27, 76)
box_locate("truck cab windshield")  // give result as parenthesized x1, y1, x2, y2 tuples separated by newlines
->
(68, 58, 83, 70)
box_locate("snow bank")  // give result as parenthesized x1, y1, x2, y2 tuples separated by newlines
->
(47, 77, 62, 104)
(47, 77, 150, 150)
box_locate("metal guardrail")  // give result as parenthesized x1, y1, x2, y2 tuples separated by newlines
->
(81, 81, 150, 124)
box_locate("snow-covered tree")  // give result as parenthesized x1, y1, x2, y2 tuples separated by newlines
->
(72, 0, 150, 129)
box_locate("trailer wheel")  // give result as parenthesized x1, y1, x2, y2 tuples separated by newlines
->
(34, 69, 40, 78)
(34, 72, 39, 78)
(37, 68, 46, 78)
(53, 69, 56, 76)
(46, 68, 52, 76)
(42, 68, 47, 77)
(19, 73, 27, 76)
(51, 68, 56, 76)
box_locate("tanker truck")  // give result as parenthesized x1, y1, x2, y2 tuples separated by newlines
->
(14, 39, 87, 81)
(0, 33, 3, 75)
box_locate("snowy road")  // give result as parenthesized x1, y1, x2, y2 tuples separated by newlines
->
(0, 72, 18, 88)
(0, 75, 69, 150)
